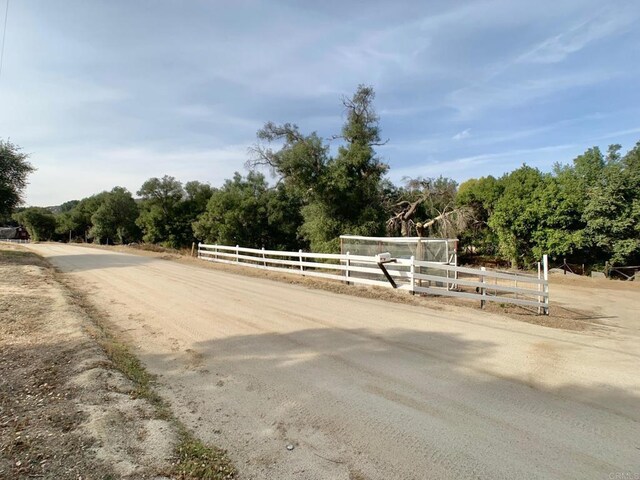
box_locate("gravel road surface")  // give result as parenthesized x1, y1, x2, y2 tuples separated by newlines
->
(28, 244, 640, 480)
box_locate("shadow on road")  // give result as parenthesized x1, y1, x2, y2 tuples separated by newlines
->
(45, 253, 155, 272)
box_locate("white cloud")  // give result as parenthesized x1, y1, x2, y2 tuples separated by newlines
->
(388, 143, 577, 182)
(595, 127, 640, 141)
(518, 10, 636, 64)
(447, 71, 617, 119)
(452, 129, 471, 140)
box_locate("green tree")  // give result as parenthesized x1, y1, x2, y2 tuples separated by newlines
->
(175, 181, 216, 246)
(137, 175, 185, 247)
(488, 165, 547, 267)
(583, 142, 640, 265)
(136, 176, 215, 248)
(1, 140, 35, 221)
(55, 192, 109, 242)
(249, 85, 388, 252)
(91, 187, 140, 244)
(193, 172, 302, 249)
(456, 176, 503, 254)
(12, 207, 56, 241)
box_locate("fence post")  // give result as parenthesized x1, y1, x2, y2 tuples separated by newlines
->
(410, 255, 415, 295)
(236, 245, 240, 264)
(345, 251, 350, 285)
(543, 254, 549, 315)
(480, 267, 486, 309)
(197, 242, 201, 259)
(537, 261, 542, 315)
(214, 244, 218, 261)
(299, 249, 304, 274)
(262, 247, 266, 268)
(445, 240, 451, 289)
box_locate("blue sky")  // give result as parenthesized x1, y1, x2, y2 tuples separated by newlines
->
(1, 0, 639, 206)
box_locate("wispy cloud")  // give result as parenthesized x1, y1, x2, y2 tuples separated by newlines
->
(518, 9, 636, 64)
(595, 127, 640, 141)
(452, 129, 471, 140)
(447, 70, 617, 119)
(389, 143, 577, 182)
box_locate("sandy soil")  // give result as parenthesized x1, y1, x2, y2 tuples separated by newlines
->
(0, 245, 178, 479)
(27, 243, 640, 480)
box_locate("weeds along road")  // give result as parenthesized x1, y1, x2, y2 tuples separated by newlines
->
(29, 243, 640, 480)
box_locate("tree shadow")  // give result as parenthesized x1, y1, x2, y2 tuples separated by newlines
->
(143, 326, 640, 479)
(44, 253, 154, 272)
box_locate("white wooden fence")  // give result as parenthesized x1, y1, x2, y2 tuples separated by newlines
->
(198, 243, 549, 314)
(0, 239, 30, 244)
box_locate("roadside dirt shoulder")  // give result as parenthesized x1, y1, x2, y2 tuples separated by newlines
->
(0, 245, 191, 479)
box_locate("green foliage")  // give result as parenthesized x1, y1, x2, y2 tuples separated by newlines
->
(458, 143, 639, 268)
(193, 172, 303, 250)
(456, 176, 502, 254)
(90, 187, 140, 244)
(55, 192, 110, 241)
(0, 140, 35, 218)
(250, 85, 387, 252)
(488, 165, 547, 267)
(12, 207, 57, 241)
(583, 142, 640, 265)
(137, 175, 184, 247)
(136, 176, 214, 248)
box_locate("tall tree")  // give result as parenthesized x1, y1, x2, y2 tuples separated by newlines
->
(137, 175, 185, 247)
(488, 165, 547, 267)
(248, 85, 388, 252)
(455, 176, 503, 255)
(1, 140, 35, 221)
(583, 142, 640, 266)
(91, 187, 140, 244)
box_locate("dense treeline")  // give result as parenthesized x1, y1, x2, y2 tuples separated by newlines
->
(3, 86, 639, 269)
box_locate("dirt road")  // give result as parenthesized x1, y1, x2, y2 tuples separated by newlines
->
(28, 243, 640, 479)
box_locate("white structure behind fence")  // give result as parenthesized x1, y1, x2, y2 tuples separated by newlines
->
(198, 243, 549, 314)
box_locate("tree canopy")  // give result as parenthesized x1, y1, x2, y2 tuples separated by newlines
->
(1, 140, 35, 221)
(248, 84, 388, 252)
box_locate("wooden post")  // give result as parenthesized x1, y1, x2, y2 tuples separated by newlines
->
(262, 247, 266, 268)
(480, 267, 486, 309)
(236, 245, 240, 264)
(214, 244, 217, 261)
(191, 242, 195, 257)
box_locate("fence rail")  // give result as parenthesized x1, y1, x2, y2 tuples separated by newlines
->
(198, 243, 549, 314)
(0, 239, 30, 244)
